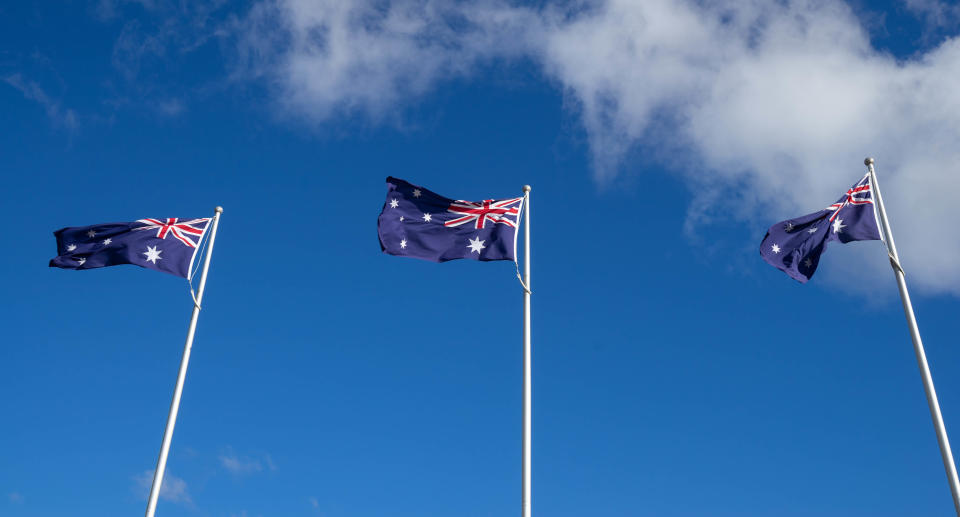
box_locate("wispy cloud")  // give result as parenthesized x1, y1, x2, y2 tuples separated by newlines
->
(92, 1, 229, 118)
(111, 19, 167, 83)
(904, 0, 960, 31)
(93, 0, 160, 22)
(219, 448, 277, 476)
(8, 492, 24, 504)
(4, 73, 78, 129)
(133, 470, 192, 504)
(228, 0, 960, 294)
(156, 97, 186, 116)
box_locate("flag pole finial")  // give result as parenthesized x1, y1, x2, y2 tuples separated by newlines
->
(215, 206, 224, 213)
(864, 157, 874, 166)
(522, 185, 531, 193)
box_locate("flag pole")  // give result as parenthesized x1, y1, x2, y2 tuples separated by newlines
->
(521, 185, 532, 517)
(145, 206, 223, 517)
(865, 158, 960, 515)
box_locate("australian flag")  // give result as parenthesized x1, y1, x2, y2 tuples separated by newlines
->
(759, 173, 882, 283)
(378, 177, 524, 262)
(50, 218, 210, 279)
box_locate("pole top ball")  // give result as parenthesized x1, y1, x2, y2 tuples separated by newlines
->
(215, 206, 224, 213)
(864, 157, 874, 166)
(522, 185, 532, 192)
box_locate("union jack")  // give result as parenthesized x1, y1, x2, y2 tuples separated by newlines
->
(826, 173, 873, 222)
(133, 218, 209, 248)
(444, 198, 523, 229)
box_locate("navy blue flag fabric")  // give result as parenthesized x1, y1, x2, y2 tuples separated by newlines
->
(50, 218, 210, 278)
(378, 177, 524, 262)
(760, 173, 882, 283)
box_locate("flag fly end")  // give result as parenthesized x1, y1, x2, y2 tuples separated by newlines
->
(376, 178, 523, 263)
(758, 170, 881, 282)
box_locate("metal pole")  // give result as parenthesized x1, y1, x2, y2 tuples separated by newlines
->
(145, 207, 223, 517)
(865, 158, 960, 515)
(521, 185, 532, 517)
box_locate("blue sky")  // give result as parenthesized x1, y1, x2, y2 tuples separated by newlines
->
(4, 1, 960, 516)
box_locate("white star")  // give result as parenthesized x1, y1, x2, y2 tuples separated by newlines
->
(77, 257, 86, 265)
(66, 244, 77, 252)
(102, 238, 112, 246)
(468, 236, 486, 254)
(771, 244, 781, 254)
(400, 216, 404, 221)
(87, 230, 96, 238)
(808, 227, 819, 234)
(785, 222, 794, 232)
(413, 189, 422, 198)
(422, 213, 432, 222)
(389, 199, 399, 209)
(804, 258, 813, 268)
(832, 218, 846, 234)
(400, 239, 408, 249)
(143, 245, 162, 264)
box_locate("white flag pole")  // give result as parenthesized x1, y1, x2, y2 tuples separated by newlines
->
(145, 206, 223, 517)
(865, 158, 960, 515)
(521, 185, 532, 517)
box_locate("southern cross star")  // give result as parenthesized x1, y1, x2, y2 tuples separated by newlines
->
(389, 199, 399, 209)
(804, 258, 813, 268)
(66, 244, 77, 252)
(785, 222, 794, 232)
(771, 244, 781, 254)
(400, 239, 407, 249)
(832, 218, 846, 234)
(413, 189, 422, 198)
(468, 236, 486, 254)
(102, 238, 112, 246)
(422, 213, 432, 222)
(808, 227, 818, 234)
(77, 257, 86, 265)
(400, 216, 404, 222)
(143, 245, 162, 264)
(87, 230, 96, 238)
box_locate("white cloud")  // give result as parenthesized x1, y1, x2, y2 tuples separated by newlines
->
(134, 470, 192, 504)
(536, 0, 960, 293)
(233, 0, 538, 122)
(233, 0, 960, 293)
